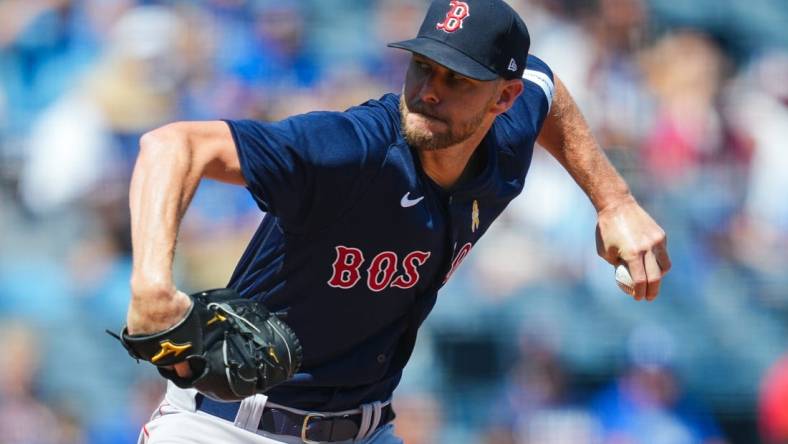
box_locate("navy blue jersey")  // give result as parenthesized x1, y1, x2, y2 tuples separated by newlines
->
(223, 55, 554, 411)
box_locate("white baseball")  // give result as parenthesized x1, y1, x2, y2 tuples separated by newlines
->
(615, 263, 634, 296)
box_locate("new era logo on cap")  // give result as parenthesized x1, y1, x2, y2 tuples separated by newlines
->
(388, 0, 531, 81)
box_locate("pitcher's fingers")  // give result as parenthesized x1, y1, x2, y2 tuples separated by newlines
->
(173, 361, 193, 378)
(655, 244, 672, 273)
(644, 250, 663, 301)
(626, 255, 648, 301)
(595, 225, 618, 265)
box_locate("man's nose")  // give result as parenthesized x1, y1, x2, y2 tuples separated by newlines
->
(418, 73, 440, 105)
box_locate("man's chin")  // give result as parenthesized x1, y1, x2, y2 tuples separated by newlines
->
(404, 129, 452, 151)
(401, 107, 452, 150)
(409, 121, 451, 146)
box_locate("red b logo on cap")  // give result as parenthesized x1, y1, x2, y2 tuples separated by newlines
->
(436, 0, 470, 33)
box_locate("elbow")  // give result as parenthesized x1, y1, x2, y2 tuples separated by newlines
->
(136, 123, 195, 174)
(136, 120, 240, 184)
(139, 123, 190, 157)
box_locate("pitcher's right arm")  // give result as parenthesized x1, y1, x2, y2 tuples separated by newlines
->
(127, 121, 243, 338)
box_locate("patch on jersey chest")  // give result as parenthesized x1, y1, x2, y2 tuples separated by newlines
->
(471, 199, 480, 233)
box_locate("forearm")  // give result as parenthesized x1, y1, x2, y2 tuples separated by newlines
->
(127, 121, 241, 333)
(536, 76, 670, 300)
(128, 124, 203, 333)
(537, 76, 632, 213)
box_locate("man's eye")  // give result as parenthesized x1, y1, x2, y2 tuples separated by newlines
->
(450, 72, 467, 81)
(416, 62, 431, 71)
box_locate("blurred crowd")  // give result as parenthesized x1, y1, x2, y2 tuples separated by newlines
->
(0, 0, 786, 443)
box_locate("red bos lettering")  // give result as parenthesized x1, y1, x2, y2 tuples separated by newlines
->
(443, 242, 473, 283)
(391, 251, 431, 289)
(327, 247, 432, 292)
(327, 246, 365, 289)
(367, 251, 398, 292)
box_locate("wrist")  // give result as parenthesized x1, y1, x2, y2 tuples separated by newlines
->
(127, 290, 192, 335)
(595, 191, 636, 216)
(130, 270, 175, 301)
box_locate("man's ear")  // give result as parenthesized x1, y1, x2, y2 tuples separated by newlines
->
(491, 79, 524, 114)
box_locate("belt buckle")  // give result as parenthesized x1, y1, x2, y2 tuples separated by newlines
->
(301, 412, 327, 444)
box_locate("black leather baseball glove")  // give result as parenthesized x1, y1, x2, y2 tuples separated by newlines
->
(108, 288, 302, 401)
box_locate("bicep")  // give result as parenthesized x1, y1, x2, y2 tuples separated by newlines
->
(179, 120, 246, 186)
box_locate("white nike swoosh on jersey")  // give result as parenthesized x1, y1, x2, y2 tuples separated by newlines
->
(400, 192, 424, 208)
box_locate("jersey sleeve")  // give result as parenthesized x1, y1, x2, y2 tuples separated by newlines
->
(225, 94, 400, 232)
(496, 54, 555, 152)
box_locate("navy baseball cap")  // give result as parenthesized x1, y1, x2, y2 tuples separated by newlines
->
(388, 0, 530, 81)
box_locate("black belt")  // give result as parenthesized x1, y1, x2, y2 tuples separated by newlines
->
(260, 404, 395, 442)
(196, 395, 395, 443)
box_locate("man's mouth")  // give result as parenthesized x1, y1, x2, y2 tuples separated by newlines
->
(411, 108, 444, 123)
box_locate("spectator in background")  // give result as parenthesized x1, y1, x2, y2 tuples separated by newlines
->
(724, 51, 788, 287)
(391, 392, 443, 444)
(2, 6, 192, 423)
(370, 0, 424, 90)
(0, 321, 73, 444)
(207, 0, 322, 120)
(244, 1, 320, 91)
(639, 32, 729, 188)
(737, 52, 788, 235)
(512, 0, 654, 160)
(0, 0, 86, 148)
(582, 0, 653, 158)
(591, 325, 727, 444)
(17, 5, 189, 215)
(87, 376, 166, 444)
(511, 0, 596, 114)
(759, 355, 788, 444)
(485, 331, 601, 444)
(0, 0, 133, 185)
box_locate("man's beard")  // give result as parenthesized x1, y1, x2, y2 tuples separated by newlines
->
(399, 96, 487, 151)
